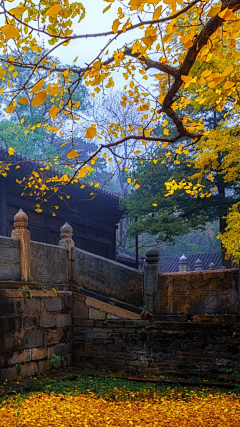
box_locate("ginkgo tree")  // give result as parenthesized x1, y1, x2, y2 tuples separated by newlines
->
(1, 0, 240, 259)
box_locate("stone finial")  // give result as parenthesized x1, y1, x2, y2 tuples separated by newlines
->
(60, 222, 73, 239)
(194, 258, 203, 271)
(145, 247, 160, 264)
(11, 208, 30, 281)
(209, 262, 216, 270)
(14, 208, 28, 229)
(179, 254, 188, 272)
(59, 222, 74, 282)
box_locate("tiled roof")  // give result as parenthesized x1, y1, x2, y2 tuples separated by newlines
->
(117, 247, 236, 272)
(159, 252, 223, 273)
(0, 146, 120, 200)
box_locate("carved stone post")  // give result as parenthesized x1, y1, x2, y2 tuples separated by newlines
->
(11, 209, 31, 282)
(179, 254, 188, 272)
(143, 248, 160, 314)
(59, 222, 75, 282)
(194, 258, 203, 271)
(209, 262, 216, 270)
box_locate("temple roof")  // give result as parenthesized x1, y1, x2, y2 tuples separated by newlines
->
(0, 145, 120, 200)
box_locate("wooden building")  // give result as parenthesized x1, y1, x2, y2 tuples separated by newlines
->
(0, 147, 122, 260)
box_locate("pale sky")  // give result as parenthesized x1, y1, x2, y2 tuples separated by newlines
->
(57, 0, 122, 66)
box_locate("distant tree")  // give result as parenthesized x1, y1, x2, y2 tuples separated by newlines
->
(122, 150, 240, 266)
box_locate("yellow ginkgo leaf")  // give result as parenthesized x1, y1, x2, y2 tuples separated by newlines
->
(77, 166, 89, 178)
(112, 19, 120, 33)
(18, 97, 29, 105)
(85, 127, 97, 138)
(20, 118, 24, 124)
(207, 5, 221, 17)
(223, 81, 235, 90)
(60, 173, 70, 182)
(218, 8, 235, 20)
(30, 79, 44, 94)
(163, 128, 169, 135)
(127, 178, 131, 184)
(153, 5, 162, 20)
(46, 4, 61, 19)
(67, 149, 79, 159)
(9, 6, 27, 19)
(0, 24, 20, 41)
(8, 147, 15, 156)
(152, 203, 158, 207)
(162, 141, 168, 148)
(6, 105, 16, 114)
(49, 105, 59, 118)
(103, 3, 112, 13)
(0, 69, 6, 78)
(32, 90, 47, 107)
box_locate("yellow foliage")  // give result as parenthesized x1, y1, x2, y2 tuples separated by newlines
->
(18, 97, 29, 105)
(67, 149, 79, 159)
(46, 4, 61, 19)
(0, 24, 19, 40)
(1, 390, 240, 427)
(32, 90, 47, 107)
(85, 127, 97, 138)
(2, 0, 240, 260)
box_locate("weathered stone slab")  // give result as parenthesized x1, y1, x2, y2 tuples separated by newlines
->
(30, 241, 68, 284)
(158, 269, 239, 315)
(72, 247, 143, 306)
(0, 236, 20, 281)
(86, 297, 141, 319)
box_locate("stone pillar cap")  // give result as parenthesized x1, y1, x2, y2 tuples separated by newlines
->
(14, 208, 28, 229)
(145, 247, 160, 264)
(60, 222, 73, 238)
(179, 254, 187, 263)
(209, 262, 216, 270)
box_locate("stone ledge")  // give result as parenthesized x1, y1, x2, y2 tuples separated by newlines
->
(0, 289, 61, 298)
(72, 288, 142, 315)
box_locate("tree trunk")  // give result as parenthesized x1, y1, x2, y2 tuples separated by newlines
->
(219, 215, 232, 268)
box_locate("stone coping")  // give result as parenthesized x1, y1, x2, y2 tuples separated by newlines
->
(71, 285, 143, 314)
(0, 282, 71, 290)
(159, 268, 239, 276)
(0, 281, 42, 290)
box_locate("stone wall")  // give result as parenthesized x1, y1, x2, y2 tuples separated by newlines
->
(72, 247, 143, 306)
(72, 310, 240, 377)
(0, 236, 20, 281)
(158, 269, 239, 315)
(30, 241, 68, 285)
(0, 289, 73, 381)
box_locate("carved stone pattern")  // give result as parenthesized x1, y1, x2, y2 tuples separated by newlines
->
(0, 236, 21, 280)
(30, 241, 68, 284)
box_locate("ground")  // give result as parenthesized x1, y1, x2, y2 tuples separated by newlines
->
(0, 368, 240, 426)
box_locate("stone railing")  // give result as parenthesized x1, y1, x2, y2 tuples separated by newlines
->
(0, 209, 143, 305)
(72, 247, 143, 306)
(1, 208, 239, 315)
(142, 248, 240, 315)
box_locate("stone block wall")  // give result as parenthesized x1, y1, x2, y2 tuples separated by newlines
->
(72, 313, 240, 377)
(158, 269, 239, 315)
(72, 247, 143, 306)
(0, 289, 73, 381)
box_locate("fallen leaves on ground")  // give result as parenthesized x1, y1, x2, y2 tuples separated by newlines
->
(0, 390, 240, 426)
